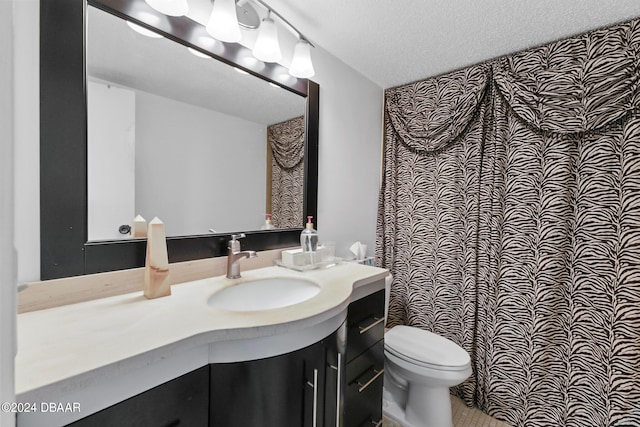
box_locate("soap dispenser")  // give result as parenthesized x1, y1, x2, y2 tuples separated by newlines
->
(300, 216, 318, 252)
(261, 213, 275, 230)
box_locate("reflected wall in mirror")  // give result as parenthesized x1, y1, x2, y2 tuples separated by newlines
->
(39, 0, 319, 280)
(86, 6, 306, 240)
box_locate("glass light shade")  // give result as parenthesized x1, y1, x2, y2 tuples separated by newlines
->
(289, 40, 315, 78)
(126, 21, 163, 38)
(252, 17, 282, 63)
(144, 0, 188, 16)
(206, 0, 242, 43)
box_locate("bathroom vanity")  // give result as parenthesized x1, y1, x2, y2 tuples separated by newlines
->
(15, 263, 388, 427)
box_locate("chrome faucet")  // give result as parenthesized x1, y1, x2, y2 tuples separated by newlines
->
(226, 233, 257, 279)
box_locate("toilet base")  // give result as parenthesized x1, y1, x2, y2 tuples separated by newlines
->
(383, 389, 418, 427)
(383, 384, 454, 427)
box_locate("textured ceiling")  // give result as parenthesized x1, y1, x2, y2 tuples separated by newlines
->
(262, 0, 640, 88)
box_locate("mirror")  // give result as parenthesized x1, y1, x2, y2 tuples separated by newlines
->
(86, 6, 307, 239)
(39, 0, 319, 280)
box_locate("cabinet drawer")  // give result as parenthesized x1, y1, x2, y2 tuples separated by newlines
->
(347, 290, 385, 363)
(344, 340, 384, 427)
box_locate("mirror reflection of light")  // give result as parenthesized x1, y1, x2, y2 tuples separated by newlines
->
(188, 47, 210, 58)
(134, 11, 164, 26)
(236, 55, 265, 73)
(197, 35, 225, 56)
(269, 82, 280, 89)
(275, 72, 296, 85)
(144, 0, 188, 17)
(234, 67, 249, 75)
(126, 21, 163, 38)
(198, 35, 217, 48)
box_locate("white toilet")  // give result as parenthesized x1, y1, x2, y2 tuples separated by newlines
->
(382, 325, 472, 427)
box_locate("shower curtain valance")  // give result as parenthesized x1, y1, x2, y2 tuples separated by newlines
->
(268, 115, 305, 169)
(387, 20, 640, 153)
(385, 65, 490, 153)
(492, 20, 640, 135)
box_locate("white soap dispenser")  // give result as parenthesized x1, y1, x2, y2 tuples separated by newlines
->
(300, 215, 318, 252)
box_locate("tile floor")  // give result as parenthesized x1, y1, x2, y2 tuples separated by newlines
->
(382, 395, 511, 427)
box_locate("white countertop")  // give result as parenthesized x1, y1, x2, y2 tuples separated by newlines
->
(15, 262, 388, 425)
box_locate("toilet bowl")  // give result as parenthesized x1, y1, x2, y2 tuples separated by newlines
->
(383, 325, 471, 427)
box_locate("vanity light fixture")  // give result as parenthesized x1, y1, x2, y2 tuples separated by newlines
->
(252, 11, 282, 63)
(289, 39, 315, 78)
(144, 0, 189, 16)
(249, 0, 316, 77)
(206, 0, 242, 43)
(146, 0, 316, 78)
(126, 21, 163, 38)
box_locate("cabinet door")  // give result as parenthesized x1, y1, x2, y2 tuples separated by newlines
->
(67, 366, 209, 427)
(210, 352, 304, 426)
(302, 341, 326, 427)
(324, 322, 346, 427)
(210, 340, 326, 427)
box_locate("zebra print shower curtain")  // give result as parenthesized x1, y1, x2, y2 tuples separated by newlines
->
(268, 116, 305, 228)
(377, 19, 640, 427)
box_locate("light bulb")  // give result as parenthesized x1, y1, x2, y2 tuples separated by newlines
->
(144, 0, 188, 16)
(252, 15, 282, 63)
(289, 39, 314, 78)
(206, 0, 241, 43)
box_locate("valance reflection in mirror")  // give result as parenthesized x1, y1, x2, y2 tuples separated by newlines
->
(86, 6, 306, 240)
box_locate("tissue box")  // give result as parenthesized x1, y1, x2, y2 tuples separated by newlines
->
(282, 249, 305, 266)
(281, 248, 332, 267)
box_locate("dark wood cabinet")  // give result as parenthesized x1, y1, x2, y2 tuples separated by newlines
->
(209, 327, 348, 427)
(209, 339, 326, 427)
(324, 322, 346, 427)
(343, 290, 385, 426)
(67, 366, 209, 427)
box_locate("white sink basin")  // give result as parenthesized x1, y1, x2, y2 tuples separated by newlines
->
(207, 278, 321, 311)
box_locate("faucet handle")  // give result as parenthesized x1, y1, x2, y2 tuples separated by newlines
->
(228, 233, 246, 252)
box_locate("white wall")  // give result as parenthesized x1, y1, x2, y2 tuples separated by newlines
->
(311, 47, 383, 259)
(13, 9, 383, 282)
(1, 1, 18, 426)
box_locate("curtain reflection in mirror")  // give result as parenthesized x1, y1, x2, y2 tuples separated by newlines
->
(268, 116, 305, 228)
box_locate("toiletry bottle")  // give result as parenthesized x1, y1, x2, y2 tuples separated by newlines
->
(300, 216, 318, 252)
(261, 213, 275, 230)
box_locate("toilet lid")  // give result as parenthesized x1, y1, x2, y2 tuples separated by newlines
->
(385, 325, 470, 369)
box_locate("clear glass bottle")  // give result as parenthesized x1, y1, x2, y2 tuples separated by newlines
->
(300, 216, 318, 252)
(261, 213, 275, 230)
